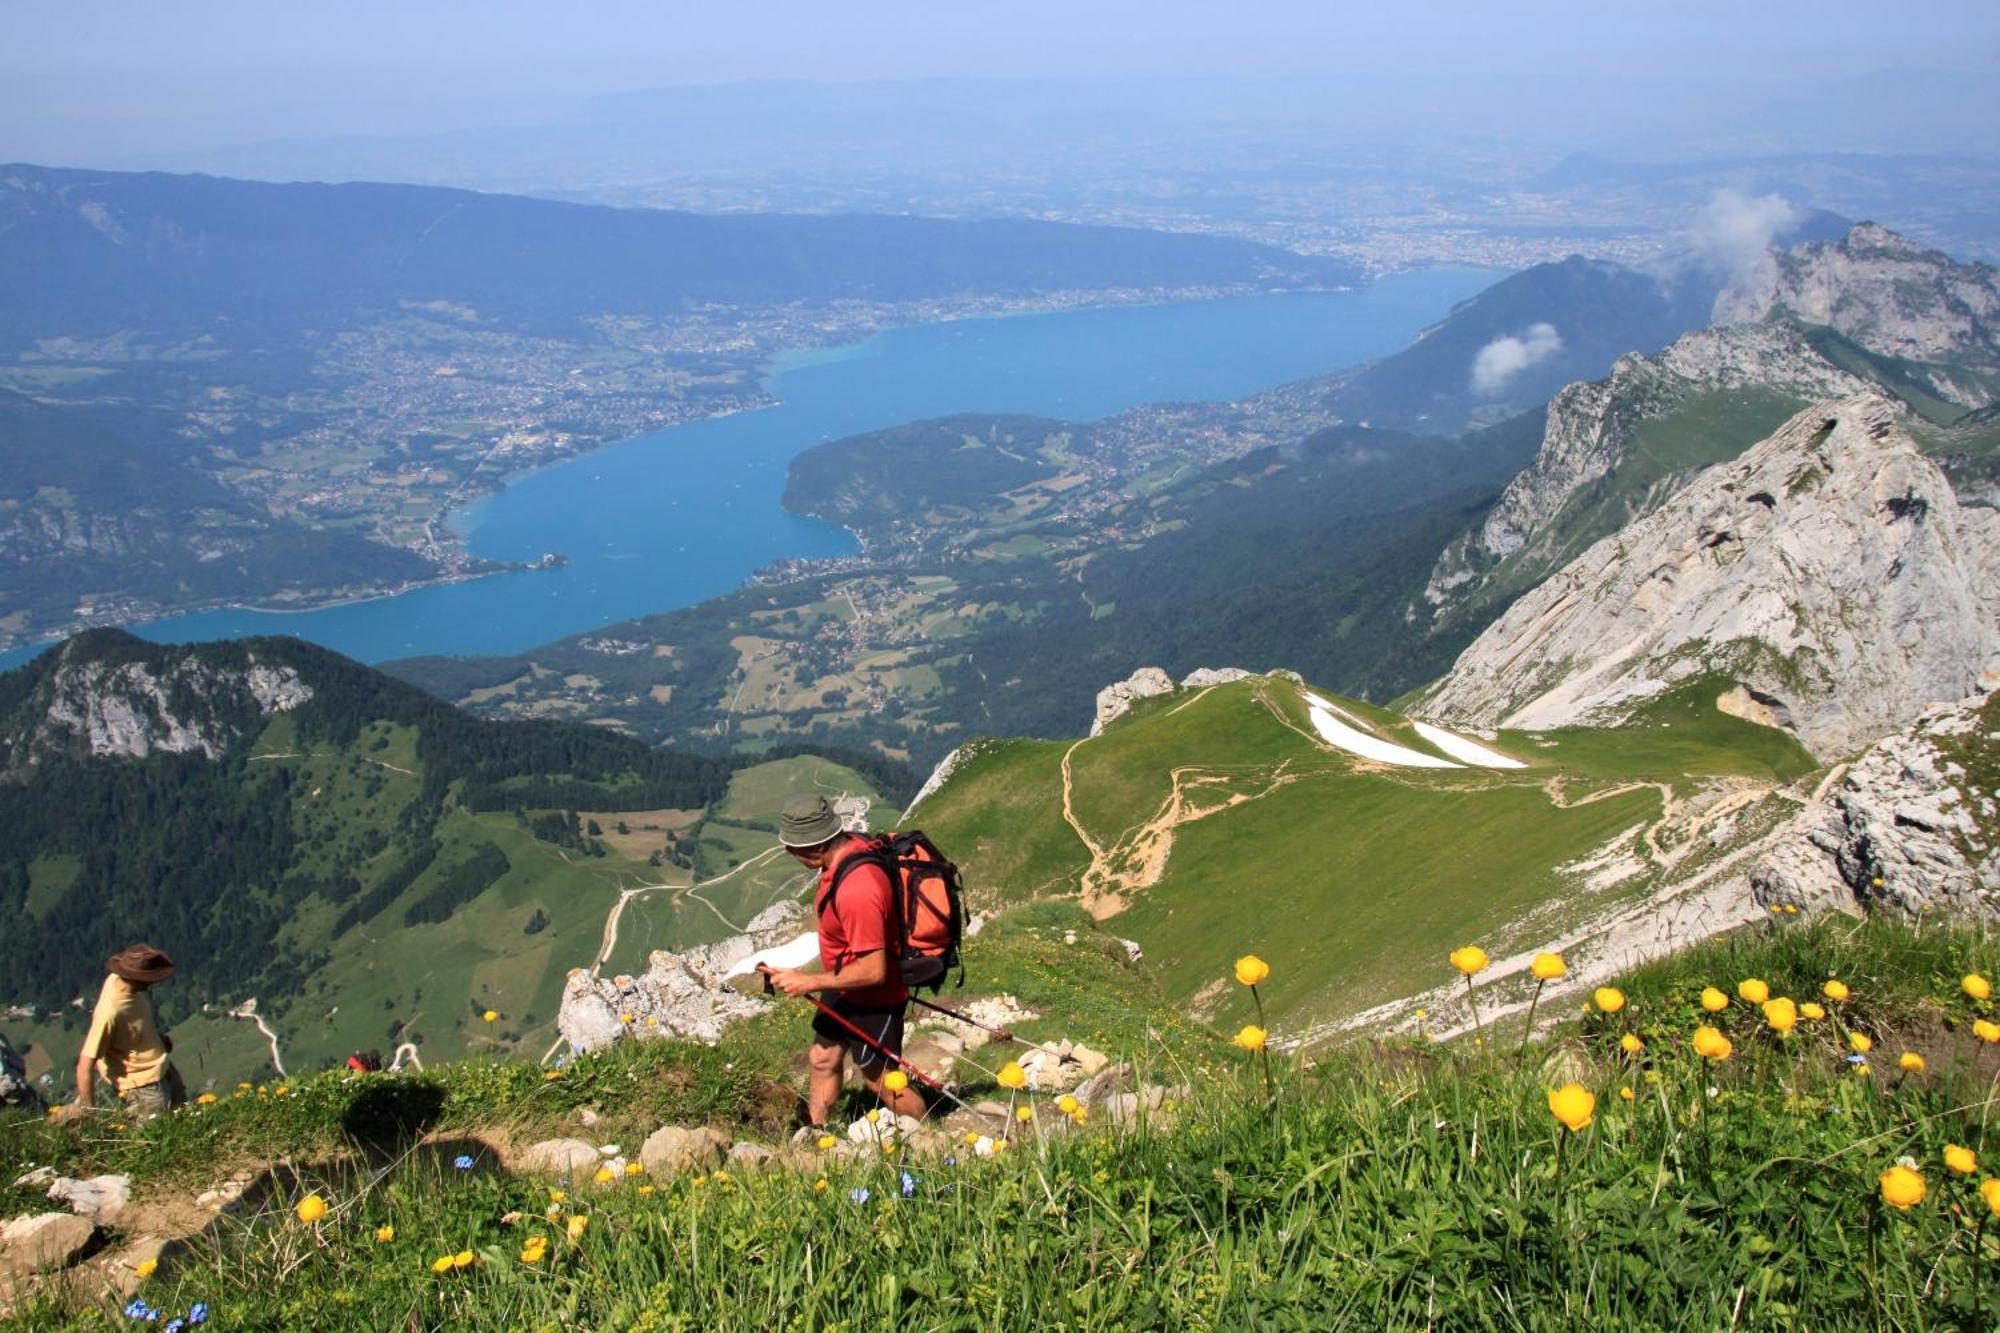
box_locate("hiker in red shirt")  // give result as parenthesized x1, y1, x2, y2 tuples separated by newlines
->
(763, 795, 927, 1124)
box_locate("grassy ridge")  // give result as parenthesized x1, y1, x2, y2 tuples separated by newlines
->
(10, 916, 2000, 1328)
(915, 674, 1818, 1034)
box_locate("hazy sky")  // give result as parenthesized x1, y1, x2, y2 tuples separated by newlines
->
(5, 0, 1998, 163)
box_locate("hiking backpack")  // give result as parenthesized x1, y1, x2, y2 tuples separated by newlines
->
(816, 830, 968, 992)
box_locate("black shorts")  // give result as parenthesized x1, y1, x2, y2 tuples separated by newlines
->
(811, 998, 906, 1070)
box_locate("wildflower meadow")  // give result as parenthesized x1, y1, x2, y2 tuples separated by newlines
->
(5, 913, 2000, 1328)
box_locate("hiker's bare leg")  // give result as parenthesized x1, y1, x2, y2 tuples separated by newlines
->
(806, 1037, 846, 1125)
(860, 1063, 928, 1119)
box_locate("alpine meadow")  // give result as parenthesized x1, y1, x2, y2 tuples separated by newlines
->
(4, 5, 2000, 1329)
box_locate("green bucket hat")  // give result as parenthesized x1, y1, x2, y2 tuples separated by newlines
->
(778, 795, 845, 848)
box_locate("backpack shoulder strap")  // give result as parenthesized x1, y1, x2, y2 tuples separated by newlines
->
(814, 836, 894, 921)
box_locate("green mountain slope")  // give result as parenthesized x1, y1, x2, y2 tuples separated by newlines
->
(0, 631, 899, 1088)
(912, 672, 1815, 1038)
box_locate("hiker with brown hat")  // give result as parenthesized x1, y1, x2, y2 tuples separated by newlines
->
(53, 945, 186, 1123)
(762, 795, 927, 1124)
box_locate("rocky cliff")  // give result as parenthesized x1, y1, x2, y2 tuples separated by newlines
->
(1751, 679, 1999, 920)
(1421, 322, 1874, 625)
(1418, 394, 2000, 759)
(0, 631, 312, 773)
(1423, 226, 2000, 634)
(1715, 223, 2000, 387)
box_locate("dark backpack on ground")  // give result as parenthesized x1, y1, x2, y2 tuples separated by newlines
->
(816, 830, 967, 992)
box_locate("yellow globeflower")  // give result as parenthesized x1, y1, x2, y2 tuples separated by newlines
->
(1016, 1105, 1034, 1123)
(1982, 1178, 2000, 1219)
(1620, 1033, 1645, 1055)
(196, 1093, 217, 1105)
(592, 1167, 614, 1184)
(1234, 955, 1271, 987)
(1692, 1026, 1734, 1061)
(1449, 947, 1490, 977)
(816, 1134, 837, 1151)
(626, 1162, 644, 1176)
(1823, 979, 1850, 1002)
(1530, 952, 1566, 981)
(375, 1224, 395, 1243)
(1619, 1086, 1636, 1101)
(1700, 987, 1729, 1013)
(1899, 1052, 1926, 1073)
(482, 1009, 499, 1023)
(1057, 1094, 1081, 1116)
(1849, 1031, 1873, 1055)
(295, 1193, 329, 1224)
(566, 1214, 589, 1242)
(1762, 997, 1798, 1034)
(1737, 979, 1770, 1005)
(1547, 1083, 1595, 1132)
(134, 1258, 158, 1279)
(452, 1250, 475, 1270)
(1800, 1002, 1826, 1021)
(1233, 1025, 1269, 1052)
(430, 1255, 454, 1274)
(996, 1061, 1028, 1090)
(883, 1070, 910, 1094)
(1593, 987, 1626, 1014)
(1879, 1165, 1926, 1210)
(1964, 974, 1993, 1001)
(1945, 1144, 1978, 1175)
(1977, 1019, 2000, 1043)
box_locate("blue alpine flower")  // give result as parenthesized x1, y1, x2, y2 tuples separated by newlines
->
(900, 1170, 920, 1198)
(848, 1187, 871, 1205)
(188, 1305, 209, 1325)
(453, 1154, 475, 1171)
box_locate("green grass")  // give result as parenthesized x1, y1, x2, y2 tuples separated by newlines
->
(714, 756, 886, 827)
(917, 675, 1821, 1035)
(22, 855, 79, 921)
(13, 916, 2000, 1329)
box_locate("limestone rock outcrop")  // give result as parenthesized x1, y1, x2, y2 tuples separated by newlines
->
(554, 890, 813, 1055)
(1420, 395, 2000, 759)
(3, 634, 311, 772)
(1422, 322, 1875, 626)
(1752, 681, 2000, 919)
(1715, 223, 2000, 383)
(1090, 667, 1175, 735)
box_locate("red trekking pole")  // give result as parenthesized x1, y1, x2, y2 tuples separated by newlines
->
(756, 966, 1000, 1122)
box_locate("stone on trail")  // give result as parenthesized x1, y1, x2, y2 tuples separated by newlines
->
(725, 1143, 775, 1171)
(514, 1138, 603, 1176)
(1016, 1040, 1109, 1092)
(45, 1174, 131, 1225)
(639, 1125, 731, 1176)
(106, 1235, 169, 1298)
(0, 1212, 95, 1277)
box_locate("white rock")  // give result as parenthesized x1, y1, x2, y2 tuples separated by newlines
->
(1090, 667, 1176, 735)
(45, 1173, 129, 1223)
(0, 1212, 94, 1276)
(638, 1125, 730, 1175)
(514, 1138, 602, 1176)
(1421, 394, 2000, 760)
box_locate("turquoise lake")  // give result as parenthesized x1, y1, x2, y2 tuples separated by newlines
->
(30, 270, 1497, 667)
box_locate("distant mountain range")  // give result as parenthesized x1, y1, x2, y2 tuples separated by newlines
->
(0, 162, 1355, 349)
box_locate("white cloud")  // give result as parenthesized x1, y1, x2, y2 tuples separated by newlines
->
(1470, 322, 1563, 396)
(1684, 190, 1802, 285)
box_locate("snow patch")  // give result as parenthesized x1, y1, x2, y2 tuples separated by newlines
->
(1302, 692, 1461, 769)
(1411, 721, 1527, 769)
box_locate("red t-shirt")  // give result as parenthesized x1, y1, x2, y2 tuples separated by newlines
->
(817, 838, 908, 1008)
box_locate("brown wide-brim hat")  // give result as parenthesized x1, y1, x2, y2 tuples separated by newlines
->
(107, 944, 176, 985)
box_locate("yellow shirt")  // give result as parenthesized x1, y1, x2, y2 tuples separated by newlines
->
(80, 975, 168, 1094)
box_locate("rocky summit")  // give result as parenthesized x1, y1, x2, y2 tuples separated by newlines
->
(1418, 393, 2000, 758)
